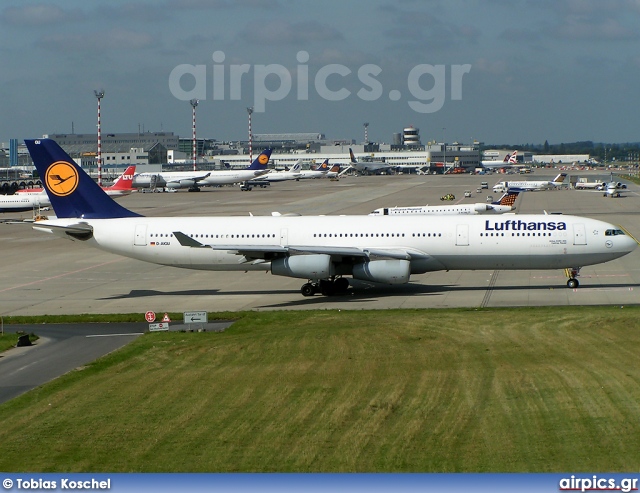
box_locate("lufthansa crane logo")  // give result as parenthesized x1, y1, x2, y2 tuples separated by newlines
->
(258, 154, 269, 165)
(45, 161, 79, 197)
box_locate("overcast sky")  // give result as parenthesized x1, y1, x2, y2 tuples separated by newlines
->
(2, 0, 640, 146)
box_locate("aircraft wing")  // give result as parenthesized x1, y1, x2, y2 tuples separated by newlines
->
(174, 231, 425, 262)
(186, 173, 211, 184)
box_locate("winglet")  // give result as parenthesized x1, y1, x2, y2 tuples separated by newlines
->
(25, 139, 141, 219)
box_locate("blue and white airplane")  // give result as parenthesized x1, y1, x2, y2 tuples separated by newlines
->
(132, 150, 271, 191)
(254, 161, 302, 182)
(369, 190, 523, 216)
(25, 139, 637, 295)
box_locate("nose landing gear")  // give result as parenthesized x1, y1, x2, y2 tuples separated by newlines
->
(564, 267, 581, 288)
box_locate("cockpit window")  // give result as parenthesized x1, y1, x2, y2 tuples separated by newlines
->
(605, 229, 626, 236)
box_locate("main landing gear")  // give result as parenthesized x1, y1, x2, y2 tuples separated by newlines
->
(301, 277, 350, 296)
(564, 267, 581, 288)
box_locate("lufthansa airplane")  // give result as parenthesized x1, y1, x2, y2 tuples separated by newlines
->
(25, 139, 637, 295)
(369, 190, 522, 216)
(132, 150, 271, 191)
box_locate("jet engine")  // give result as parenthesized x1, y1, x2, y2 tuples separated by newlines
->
(271, 254, 334, 280)
(352, 259, 411, 285)
(167, 180, 195, 189)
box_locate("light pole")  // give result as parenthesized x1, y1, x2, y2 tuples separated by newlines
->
(94, 89, 104, 186)
(190, 99, 199, 171)
(442, 127, 446, 170)
(247, 107, 254, 164)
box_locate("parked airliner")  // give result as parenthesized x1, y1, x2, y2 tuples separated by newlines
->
(347, 148, 397, 175)
(369, 190, 522, 216)
(132, 150, 271, 191)
(297, 159, 331, 179)
(255, 161, 302, 182)
(25, 139, 637, 295)
(493, 173, 567, 192)
(482, 151, 518, 169)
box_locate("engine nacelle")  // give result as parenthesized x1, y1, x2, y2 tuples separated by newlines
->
(474, 203, 490, 213)
(271, 254, 334, 280)
(167, 180, 195, 189)
(352, 259, 411, 285)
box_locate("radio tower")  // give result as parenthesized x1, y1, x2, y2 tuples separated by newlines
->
(94, 89, 105, 186)
(363, 122, 369, 145)
(190, 99, 199, 171)
(246, 107, 254, 164)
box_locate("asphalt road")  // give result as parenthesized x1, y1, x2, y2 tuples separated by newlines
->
(0, 320, 235, 404)
(1, 170, 638, 315)
(0, 323, 145, 404)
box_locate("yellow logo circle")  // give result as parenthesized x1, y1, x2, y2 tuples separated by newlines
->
(258, 154, 269, 165)
(45, 161, 79, 197)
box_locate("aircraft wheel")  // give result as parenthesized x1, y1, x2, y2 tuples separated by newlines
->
(334, 277, 350, 293)
(301, 283, 316, 297)
(319, 280, 335, 296)
(567, 278, 579, 289)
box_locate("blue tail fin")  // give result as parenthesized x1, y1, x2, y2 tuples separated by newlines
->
(25, 138, 141, 219)
(349, 148, 357, 163)
(246, 149, 272, 170)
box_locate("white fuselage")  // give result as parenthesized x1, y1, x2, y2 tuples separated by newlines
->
(0, 190, 50, 212)
(369, 203, 514, 215)
(493, 180, 561, 192)
(297, 170, 327, 179)
(133, 169, 269, 189)
(34, 214, 636, 276)
(256, 170, 301, 182)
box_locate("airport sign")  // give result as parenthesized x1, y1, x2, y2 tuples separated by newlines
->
(149, 322, 169, 332)
(184, 311, 208, 324)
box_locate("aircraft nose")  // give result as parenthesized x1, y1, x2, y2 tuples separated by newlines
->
(618, 232, 639, 253)
(625, 235, 639, 252)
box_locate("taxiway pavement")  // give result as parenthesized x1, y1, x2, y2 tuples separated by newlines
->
(1, 171, 638, 316)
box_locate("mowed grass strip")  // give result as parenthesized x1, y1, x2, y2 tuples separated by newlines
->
(0, 307, 639, 472)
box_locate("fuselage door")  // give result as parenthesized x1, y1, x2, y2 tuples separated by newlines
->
(573, 223, 587, 245)
(134, 224, 147, 246)
(280, 228, 288, 247)
(456, 224, 469, 246)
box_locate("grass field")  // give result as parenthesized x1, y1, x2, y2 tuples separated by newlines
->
(0, 307, 639, 472)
